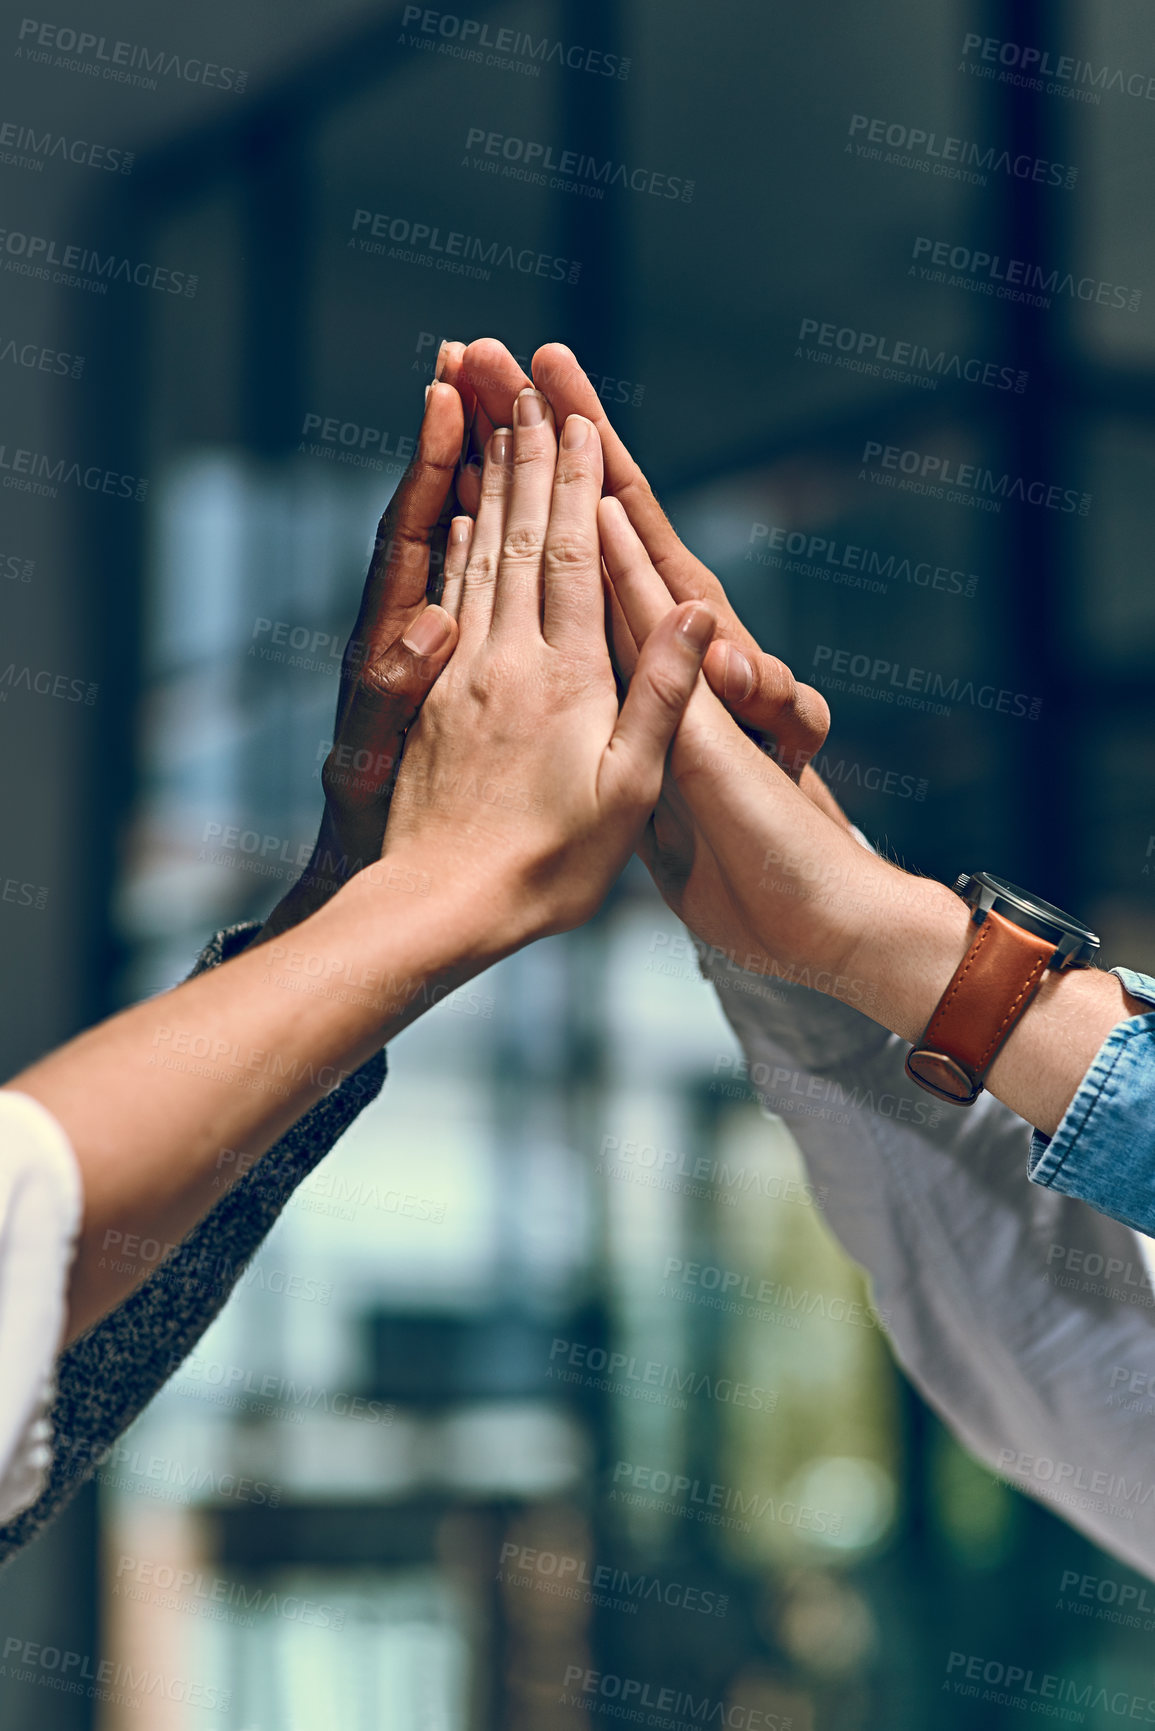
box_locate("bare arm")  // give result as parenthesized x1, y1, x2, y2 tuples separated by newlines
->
(4, 360, 477, 1342)
(7, 405, 714, 1346)
(7, 871, 484, 1340)
(599, 494, 1143, 1140)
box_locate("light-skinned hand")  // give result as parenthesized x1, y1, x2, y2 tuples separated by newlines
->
(379, 389, 717, 954)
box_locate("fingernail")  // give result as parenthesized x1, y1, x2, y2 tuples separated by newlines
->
(722, 645, 754, 701)
(491, 428, 513, 463)
(677, 604, 716, 653)
(515, 387, 546, 427)
(450, 516, 472, 545)
(434, 340, 452, 381)
(424, 384, 433, 408)
(402, 606, 453, 657)
(562, 415, 590, 449)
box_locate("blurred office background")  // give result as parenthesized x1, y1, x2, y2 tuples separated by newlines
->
(1, 0, 1155, 1725)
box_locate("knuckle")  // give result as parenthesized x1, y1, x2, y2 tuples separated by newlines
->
(758, 654, 795, 707)
(319, 758, 343, 804)
(502, 523, 543, 562)
(480, 467, 510, 502)
(412, 446, 457, 482)
(359, 655, 411, 706)
(544, 535, 594, 573)
(512, 438, 549, 470)
(796, 680, 830, 730)
(645, 662, 689, 716)
(322, 755, 378, 809)
(465, 549, 499, 589)
(553, 456, 595, 488)
(470, 647, 518, 700)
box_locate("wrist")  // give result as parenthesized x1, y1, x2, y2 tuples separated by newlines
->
(336, 850, 518, 984)
(837, 871, 972, 1039)
(255, 811, 356, 946)
(243, 866, 500, 1055)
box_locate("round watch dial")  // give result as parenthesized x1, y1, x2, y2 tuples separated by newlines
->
(957, 871, 1100, 959)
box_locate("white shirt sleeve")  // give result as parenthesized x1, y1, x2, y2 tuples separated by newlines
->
(0, 1090, 82, 1523)
(704, 950, 1155, 1578)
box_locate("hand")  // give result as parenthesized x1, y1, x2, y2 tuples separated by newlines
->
(598, 494, 883, 998)
(457, 337, 832, 782)
(378, 390, 717, 956)
(451, 338, 848, 963)
(258, 370, 470, 941)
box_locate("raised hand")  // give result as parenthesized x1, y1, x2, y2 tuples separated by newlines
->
(379, 391, 717, 951)
(259, 369, 469, 940)
(598, 493, 875, 995)
(457, 337, 832, 785)
(446, 338, 849, 958)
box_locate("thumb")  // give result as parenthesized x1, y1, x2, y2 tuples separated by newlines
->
(322, 604, 457, 817)
(699, 638, 830, 782)
(600, 602, 715, 814)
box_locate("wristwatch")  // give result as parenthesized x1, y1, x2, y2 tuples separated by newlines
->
(905, 871, 1100, 1106)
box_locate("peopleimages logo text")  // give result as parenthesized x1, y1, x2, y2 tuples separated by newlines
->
(848, 113, 1076, 188)
(798, 316, 1026, 392)
(16, 19, 247, 91)
(945, 1651, 1155, 1722)
(350, 208, 579, 283)
(748, 522, 979, 598)
(812, 645, 1042, 721)
(0, 226, 197, 296)
(960, 32, 1155, 102)
(399, 7, 630, 79)
(911, 235, 1140, 311)
(560, 1665, 788, 1730)
(861, 439, 1091, 516)
(0, 119, 133, 174)
(464, 127, 693, 201)
(0, 440, 146, 501)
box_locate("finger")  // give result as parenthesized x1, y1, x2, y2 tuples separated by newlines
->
(606, 577, 639, 685)
(533, 341, 683, 562)
(491, 387, 557, 639)
(600, 602, 716, 816)
(701, 644, 830, 778)
(534, 342, 829, 772)
(349, 380, 464, 694)
(440, 516, 473, 621)
(459, 338, 528, 517)
(322, 604, 458, 839)
(461, 336, 532, 431)
(456, 424, 483, 517)
(540, 415, 605, 652)
(457, 426, 514, 644)
(433, 339, 476, 434)
(598, 493, 676, 641)
(600, 496, 744, 779)
(458, 400, 495, 511)
(432, 340, 477, 520)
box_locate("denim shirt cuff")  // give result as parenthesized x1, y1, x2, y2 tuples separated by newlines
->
(1027, 968, 1155, 1233)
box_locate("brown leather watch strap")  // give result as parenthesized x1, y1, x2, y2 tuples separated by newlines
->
(905, 908, 1057, 1104)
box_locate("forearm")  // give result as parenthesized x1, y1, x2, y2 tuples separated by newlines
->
(0, 925, 389, 1565)
(841, 871, 1141, 1137)
(679, 723, 1141, 1139)
(5, 861, 489, 1337)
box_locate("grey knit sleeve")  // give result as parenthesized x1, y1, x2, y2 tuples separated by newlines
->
(0, 921, 387, 1566)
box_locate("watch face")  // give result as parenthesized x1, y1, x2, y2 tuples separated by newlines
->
(959, 871, 1100, 954)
